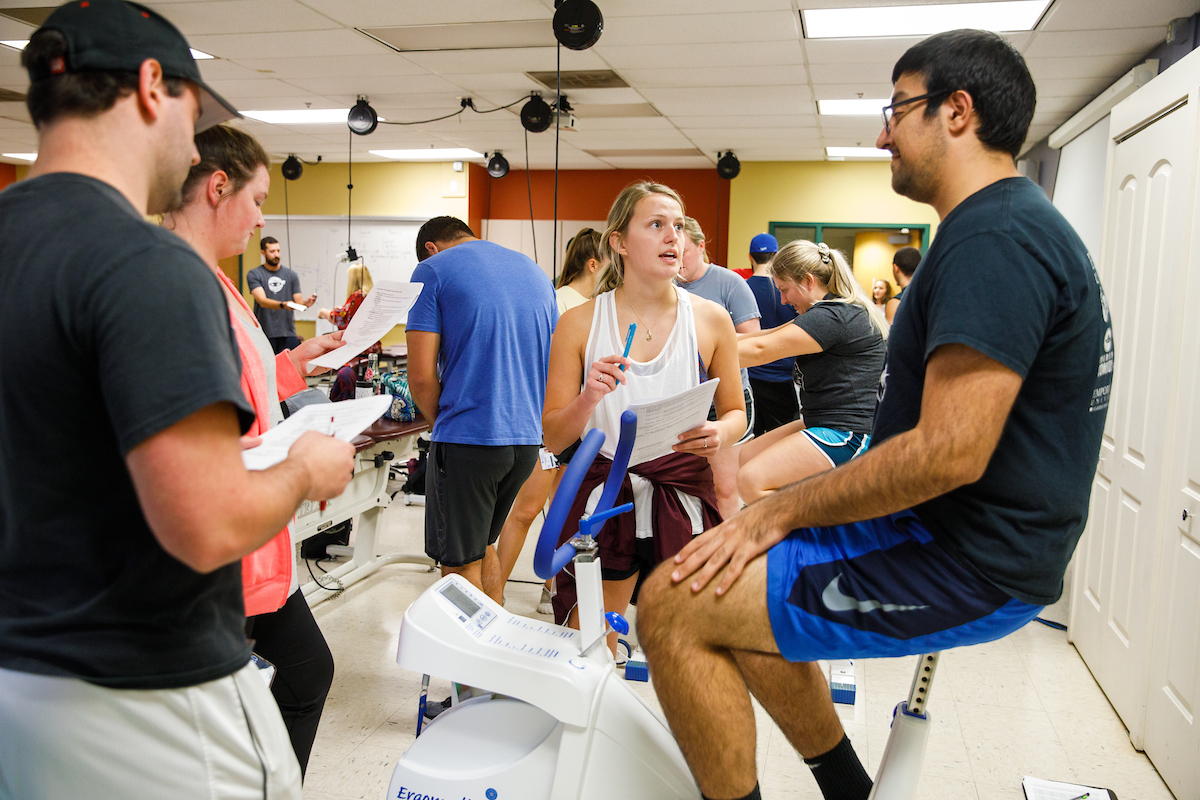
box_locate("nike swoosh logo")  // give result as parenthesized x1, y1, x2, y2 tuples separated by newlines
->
(821, 574, 931, 614)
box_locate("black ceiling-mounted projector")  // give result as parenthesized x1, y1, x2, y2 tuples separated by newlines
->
(282, 155, 303, 181)
(487, 152, 510, 178)
(521, 94, 553, 133)
(347, 97, 378, 135)
(553, 0, 603, 50)
(717, 150, 741, 180)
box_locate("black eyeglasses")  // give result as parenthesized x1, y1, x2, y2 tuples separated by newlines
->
(881, 89, 953, 133)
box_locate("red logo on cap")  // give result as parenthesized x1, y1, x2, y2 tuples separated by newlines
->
(49, 56, 65, 75)
(141, 10, 149, 16)
(79, 1, 89, 6)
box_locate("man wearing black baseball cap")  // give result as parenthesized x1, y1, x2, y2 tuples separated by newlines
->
(0, 2, 354, 797)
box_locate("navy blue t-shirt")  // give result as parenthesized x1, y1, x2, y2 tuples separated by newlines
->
(407, 239, 557, 445)
(873, 177, 1113, 605)
(746, 275, 797, 382)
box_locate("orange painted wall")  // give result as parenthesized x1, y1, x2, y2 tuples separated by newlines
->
(467, 162, 489, 238)
(479, 169, 732, 266)
(0, 164, 16, 191)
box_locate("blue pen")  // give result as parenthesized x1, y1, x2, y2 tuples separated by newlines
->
(620, 323, 636, 371)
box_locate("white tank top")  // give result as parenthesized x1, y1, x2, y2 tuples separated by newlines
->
(584, 286, 701, 461)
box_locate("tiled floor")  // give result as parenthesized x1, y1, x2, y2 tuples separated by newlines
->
(299, 499, 1177, 800)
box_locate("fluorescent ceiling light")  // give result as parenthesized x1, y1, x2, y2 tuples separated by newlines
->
(818, 99, 890, 116)
(2, 153, 36, 161)
(826, 146, 891, 159)
(242, 109, 352, 124)
(803, 1, 1051, 39)
(370, 149, 484, 161)
(1, 40, 212, 60)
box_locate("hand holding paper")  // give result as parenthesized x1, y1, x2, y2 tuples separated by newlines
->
(242, 395, 392, 471)
(304, 281, 423, 373)
(624, 379, 720, 466)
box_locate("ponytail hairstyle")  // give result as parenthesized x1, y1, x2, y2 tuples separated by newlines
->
(596, 181, 686, 295)
(770, 240, 888, 338)
(682, 216, 711, 264)
(347, 264, 373, 298)
(558, 227, 603, 289)
(180, 124, 270, 206)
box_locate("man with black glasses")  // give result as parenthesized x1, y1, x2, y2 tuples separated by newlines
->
(636, 29, 1113, 800)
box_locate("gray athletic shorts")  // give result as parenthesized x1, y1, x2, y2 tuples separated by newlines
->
(425, 442, 539, 567)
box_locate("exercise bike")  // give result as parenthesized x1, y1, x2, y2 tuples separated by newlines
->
(386, 409, 941, 800)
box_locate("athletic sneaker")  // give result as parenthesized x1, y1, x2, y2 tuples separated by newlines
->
(423, 695, 453, 720)
(537, 587, 553, 615)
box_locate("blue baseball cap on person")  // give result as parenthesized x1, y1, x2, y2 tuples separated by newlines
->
(749, 233, 778, 254)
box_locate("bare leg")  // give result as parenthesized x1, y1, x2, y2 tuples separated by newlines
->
(481, 545, 503, 604)
(737, 428, 832, 503)
(738, 419, 807, 467)
(495, 465, 559, 586)
(709, 445, 744, 520)
(567, 573, 638, 655)
(441, 559, 483, 593)
(637, 557, 845, 799)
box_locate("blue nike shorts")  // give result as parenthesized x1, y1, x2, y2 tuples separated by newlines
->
(766, 510, 1043, 662)
(799, 427, 870, 468)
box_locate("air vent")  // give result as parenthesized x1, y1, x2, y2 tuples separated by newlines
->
(0, 88, 25, 102)
(527, 70, 629, 91)
(359, 20, 554, 52)
(585, 148, 705, 158)
(0, 7, 54, 26)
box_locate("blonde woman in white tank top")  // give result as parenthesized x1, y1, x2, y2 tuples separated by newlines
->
(543, 182, 745, 649)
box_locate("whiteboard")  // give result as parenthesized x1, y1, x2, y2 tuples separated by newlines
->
(261, 215, 424, 321)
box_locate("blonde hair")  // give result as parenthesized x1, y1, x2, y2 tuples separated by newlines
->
(771, 240, 888, 338)
(682, 216, 712, 264)
(347, 264, 373, 298)
(595, 181, 686, 295)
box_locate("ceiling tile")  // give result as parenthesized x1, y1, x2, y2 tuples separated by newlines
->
(1025, 54, 1136, 80)
(641, 86, 813, 118)
(617, 65, 809, 88)
(189, 28, 392, 60)
(401, 46, 605, 75)
(808, 62, 894, 84)
(1039, 0, 1197, 31)
(597, 40, 805, 69)
(206, 78, 317, 98)
(287, 74, 463, 97)
(1024, 27, 1166, 59)
(229, 54, 429, 79)
(603, 0, 794, 14)
(671, 114, 817, 129)
(146, 0, 336, 35)
(598, 155, 717, 169)
(290, 0, 553, 28)
(803, 36, 924, 64)
(597, 11, 799, 46)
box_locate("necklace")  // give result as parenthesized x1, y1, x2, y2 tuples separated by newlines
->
(623, 289, 674, 341)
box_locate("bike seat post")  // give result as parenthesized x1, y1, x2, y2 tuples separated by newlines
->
(572, 531, 607, 657)
(906, 652, 940, 717)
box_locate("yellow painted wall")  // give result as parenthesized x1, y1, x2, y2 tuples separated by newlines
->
(727, 161, 940, 271)
(250, 160, 470, 343)
(851, 230, 922, 297)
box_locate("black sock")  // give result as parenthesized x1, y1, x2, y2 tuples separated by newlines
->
(702, 784, 761, 800)
(803, 734, 873, 800)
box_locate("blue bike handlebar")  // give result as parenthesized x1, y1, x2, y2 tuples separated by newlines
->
(534, 410, 639, 580)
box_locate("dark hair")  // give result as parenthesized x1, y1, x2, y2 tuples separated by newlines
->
(22, 29, 186, 129)
(892, 246, 921, 277)
(178, 124, 270, 206)
(261, 236, 278, 249)
(750, 252, 773, 266)
(416, 216, 475, 262)
(892, 29, 1036, 158)
(557, 228, 603, 289)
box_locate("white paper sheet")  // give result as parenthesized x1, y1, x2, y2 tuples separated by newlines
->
(1022, 775, 1113, 800)
(284, 301, 306, 312)
(242, 395, 393, 471)
(304, 281, 423, 373)
(624, 378, 720, 466)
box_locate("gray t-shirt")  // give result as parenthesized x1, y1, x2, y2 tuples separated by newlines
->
(248, 264, 301, 338)
(677, 264, 760, 390)
(792, 298, 886, 433)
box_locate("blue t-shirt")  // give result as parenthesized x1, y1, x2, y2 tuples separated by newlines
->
(873, 177, 1113, 605)
(745, 274, 798, 382)
(407, 239, 557, 446)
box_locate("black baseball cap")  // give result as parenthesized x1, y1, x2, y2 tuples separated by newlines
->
(31, 0, 238, 132)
